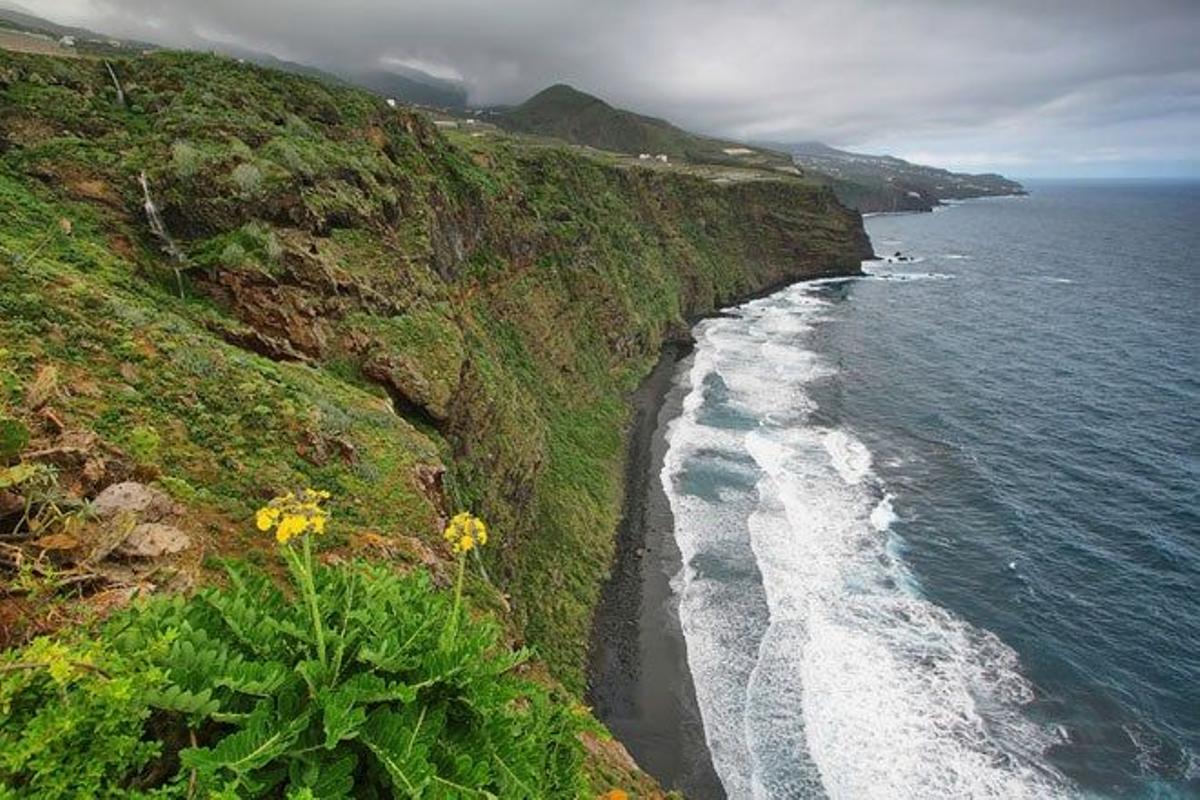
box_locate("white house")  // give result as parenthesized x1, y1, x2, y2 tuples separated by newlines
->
(655, 154, 669, 163)
(59, 35, 76, 47)
(386, 98, 398, 108)
(638, 153, 652, 160)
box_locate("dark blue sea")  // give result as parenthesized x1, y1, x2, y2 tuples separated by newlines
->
(662, 181, 1199, 798)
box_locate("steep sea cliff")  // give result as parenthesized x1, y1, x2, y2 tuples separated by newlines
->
(0, 47, 869, 789)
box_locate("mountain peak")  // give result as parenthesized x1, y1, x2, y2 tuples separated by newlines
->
(501, 84, 792, 169)
(519, 83, 609, 113)
(534, 83, 589, 97)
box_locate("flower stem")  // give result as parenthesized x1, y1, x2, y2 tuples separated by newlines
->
(445, 553, 466, 649)
(301, 534, 327, 668)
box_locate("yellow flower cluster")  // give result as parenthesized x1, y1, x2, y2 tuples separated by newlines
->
(443, 511, 487, 554)
(256, 488, 331, 544)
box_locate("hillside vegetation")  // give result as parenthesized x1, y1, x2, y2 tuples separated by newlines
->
(0, 48, 868, 795)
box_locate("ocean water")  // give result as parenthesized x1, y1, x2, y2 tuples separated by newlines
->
(662, 181, 1200, 799)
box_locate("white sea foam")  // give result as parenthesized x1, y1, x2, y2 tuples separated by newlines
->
(876, 255, 928, 265)
(861, 263, 954, 282)
(747, 426, 1069, 799)
(823, 430, 872, 484)
(662, 282, 1075, 799)
(943, 253, 972, 260)
(662, 406, 768, 795)
(870, 493, 898, 532)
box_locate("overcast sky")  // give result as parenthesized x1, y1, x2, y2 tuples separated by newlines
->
(27, 0, 1200, 177)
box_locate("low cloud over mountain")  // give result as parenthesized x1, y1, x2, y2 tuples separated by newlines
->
(29, 0, 1200, 176)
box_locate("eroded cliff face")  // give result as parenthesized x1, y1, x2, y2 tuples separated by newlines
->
(0, 50, 869, 697)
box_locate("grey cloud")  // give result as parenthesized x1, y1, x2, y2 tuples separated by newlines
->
(28, 0, 1200, 175)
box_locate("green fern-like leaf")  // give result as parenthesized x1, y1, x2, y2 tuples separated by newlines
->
(359, 705, 441, 796)
(143, 684, 221, 719)
(306, 753, 357, 798)
(181, 703, 311, 786)
(0, 557, 591, 797)
(213, 656, 291, 697)
(203, 587, 289, 658)
(319, 686, 366, 749)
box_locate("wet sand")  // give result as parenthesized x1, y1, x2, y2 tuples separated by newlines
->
(587, 341, 726, 799)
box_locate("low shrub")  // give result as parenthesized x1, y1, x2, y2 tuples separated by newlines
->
(0, 493, 590, 798)
(0, 417, 27, 464)
(127, 425, 161, 466)
(0, 637, 165, 799)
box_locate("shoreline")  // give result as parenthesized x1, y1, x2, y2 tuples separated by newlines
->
(585, 339, 726, 800)
(586, 270, 866, 799)
(586, 266, 868, 799)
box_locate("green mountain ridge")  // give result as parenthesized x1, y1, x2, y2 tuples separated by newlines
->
(217, 47, 470, 110)
(345, 66, 468, 110)
(500, 83, 1026, 213)
(499, 83, 797, 171)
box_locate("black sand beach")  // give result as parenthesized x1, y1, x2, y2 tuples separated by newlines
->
(586, 275, 866, 799)
(587, 342, 726, 800)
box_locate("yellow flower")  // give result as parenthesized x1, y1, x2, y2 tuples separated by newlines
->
(443, 511, 487, 555)
(255, 488, 331, 544)
(275, 514, 307, 544)
(256, 506, 280, 531)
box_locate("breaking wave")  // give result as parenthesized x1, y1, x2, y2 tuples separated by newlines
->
(661, 281, 1074, 799)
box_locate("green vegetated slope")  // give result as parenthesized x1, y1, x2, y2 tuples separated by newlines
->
(500, 83, 794, 170)
(0, 47, 866, 716)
